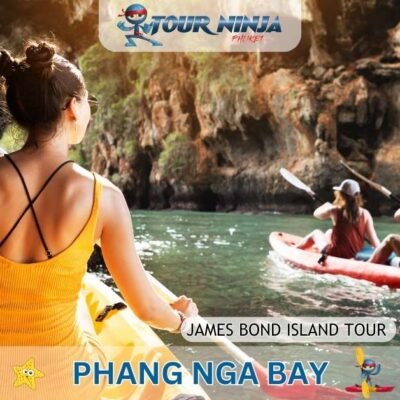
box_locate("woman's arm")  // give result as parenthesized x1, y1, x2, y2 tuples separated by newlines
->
(313, 202, 336, 220)
(394, 209, 400, 222)
(99, 183, 197, 332)
(364, 209, 380, 248)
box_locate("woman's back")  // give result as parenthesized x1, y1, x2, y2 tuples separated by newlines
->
(329, 207, 368, 259)
(0, 151, 104, 345)
(0, 151, 101, 264)
(0, 152, 108, 398)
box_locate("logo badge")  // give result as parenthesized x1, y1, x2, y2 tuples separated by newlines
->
(100, 0, 302, 52)
(345, 347, 394, 399)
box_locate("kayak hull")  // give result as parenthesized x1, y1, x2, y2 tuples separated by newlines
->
(269, 232, 400, 289)
(82, 273, 210, 400)
(345, 385, 394, 393)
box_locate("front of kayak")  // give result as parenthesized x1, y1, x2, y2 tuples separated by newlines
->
(82, 273, 210, 400)
(269, 232, 400, 289)
(83, 273, 358, 400)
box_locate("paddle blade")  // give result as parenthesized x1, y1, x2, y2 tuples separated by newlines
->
(361, 380, 370, 399)
(355, 347, 365, 367)
(280, 168, 315, 195)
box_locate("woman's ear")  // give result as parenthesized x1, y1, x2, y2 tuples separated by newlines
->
(66, 97, 79, 121)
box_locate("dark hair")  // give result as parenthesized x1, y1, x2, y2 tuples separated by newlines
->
(333, 191, 364, 224)
(0, 40, 86, 142)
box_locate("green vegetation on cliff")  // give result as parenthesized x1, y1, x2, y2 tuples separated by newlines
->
(79, 43, 122, 102)
(189, 53, 252, 110)
(159, 132, 197, 182)
(78, 43, 158, 163)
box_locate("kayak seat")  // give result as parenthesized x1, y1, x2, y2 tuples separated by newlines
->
(355, 247, 396, 265)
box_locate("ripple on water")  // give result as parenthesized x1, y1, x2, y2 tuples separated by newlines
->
(104, 212, 400, 326)
(266, 251, 400, 328)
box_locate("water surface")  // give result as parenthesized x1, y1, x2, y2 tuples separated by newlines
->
(129, 211, 400, 322)
(96, 210, 400, 399)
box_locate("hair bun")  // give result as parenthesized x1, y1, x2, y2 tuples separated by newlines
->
(0, 49, 18, 79)
(26, 42, 55, 69)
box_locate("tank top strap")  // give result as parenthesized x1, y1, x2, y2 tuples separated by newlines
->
(82, 172, 103, 244)
(358, 208, 368, 232)
(1, 154, 74, 259)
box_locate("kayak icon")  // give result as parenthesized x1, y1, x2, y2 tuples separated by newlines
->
(345, 347, 394, 399)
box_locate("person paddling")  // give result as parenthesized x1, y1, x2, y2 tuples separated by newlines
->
(296, 179, 380, 264)
(368, 209, 400, 265)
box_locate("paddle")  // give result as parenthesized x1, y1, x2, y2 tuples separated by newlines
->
(340, 160, 400, 205)
(355, 346, 364, 367)
(354, 347, 370, 399)
(280, 168, 323, 203)
(148, 272, 355, 399)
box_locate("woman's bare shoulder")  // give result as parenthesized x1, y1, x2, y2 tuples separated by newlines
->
(71, 165, 126, 217)
(71, 164, 121, 193)
(361, 207, 373, 220)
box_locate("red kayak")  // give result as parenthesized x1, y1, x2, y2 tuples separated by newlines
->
(345, 385, 394, 393)
(269, 232, 400, 289)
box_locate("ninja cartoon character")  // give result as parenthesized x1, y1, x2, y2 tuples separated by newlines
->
(117, 4, 162, 47)
(360, 359, 381, 386)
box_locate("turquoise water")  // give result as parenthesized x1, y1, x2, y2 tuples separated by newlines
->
(97, 210, 400, 399)
(129, 211, 400, 322)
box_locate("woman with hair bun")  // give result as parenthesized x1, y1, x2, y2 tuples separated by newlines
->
(0, 41, 197, 399)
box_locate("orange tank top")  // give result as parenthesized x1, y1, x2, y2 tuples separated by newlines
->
(0, 155, 107, 399)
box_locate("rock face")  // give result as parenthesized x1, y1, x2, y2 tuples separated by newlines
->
(0, 1, 400, 214)
(0, 0, 97, 55)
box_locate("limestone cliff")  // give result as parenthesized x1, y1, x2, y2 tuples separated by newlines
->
(0, 0, 399, 213)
